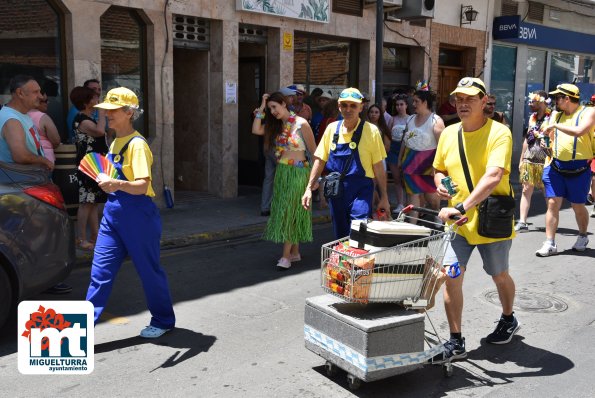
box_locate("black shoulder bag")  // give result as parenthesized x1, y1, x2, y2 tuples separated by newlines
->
(458, 126, 515, 238)
(322, 120, 364, 199)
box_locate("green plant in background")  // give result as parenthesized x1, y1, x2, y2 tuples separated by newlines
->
(299, 0, 329, 21)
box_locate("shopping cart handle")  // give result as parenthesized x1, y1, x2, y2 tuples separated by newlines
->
(401, 205, 468, 225)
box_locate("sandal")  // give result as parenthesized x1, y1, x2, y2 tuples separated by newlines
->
(140, 325, 171, 338)
(289, 254, 301, 262)
(276, 257, 291, 270)
(76, 239, 95, 251)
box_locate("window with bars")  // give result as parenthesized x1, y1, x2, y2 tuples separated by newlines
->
(501, 0, 519, 16)
(333, 0, 363, 17)
(172, 15, 209, 50)
(527, 1, 544, 22)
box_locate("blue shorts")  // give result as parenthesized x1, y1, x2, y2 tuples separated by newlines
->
(443, 234, 512, 276)
(386, 141, 401, 165)
(542, 160, 591, 204)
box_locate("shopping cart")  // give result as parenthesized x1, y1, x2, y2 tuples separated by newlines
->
(321, 205, 465, 307)
(305, 206, 467, 390)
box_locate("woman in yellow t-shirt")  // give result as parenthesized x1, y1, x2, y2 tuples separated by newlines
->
(85, 87, 175, 339)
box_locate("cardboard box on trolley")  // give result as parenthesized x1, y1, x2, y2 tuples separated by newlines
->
(347, 220, 434, 300)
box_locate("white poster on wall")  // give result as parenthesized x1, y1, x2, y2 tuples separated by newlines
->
(225, 81, 237, 104)
(237, 0, 330, 23)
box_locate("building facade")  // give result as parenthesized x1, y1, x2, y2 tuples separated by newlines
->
(0, 0, 492, 205)
(487, 0, 595, 161)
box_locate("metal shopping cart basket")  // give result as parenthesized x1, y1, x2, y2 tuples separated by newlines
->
(305, 206, 467, 390)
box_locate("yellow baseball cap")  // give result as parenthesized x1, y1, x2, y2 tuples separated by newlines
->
(338, 87, 364, 103)
(451, 77, 487, 96)
(549, 83, 580, 99)
(95, 87, 139, 109)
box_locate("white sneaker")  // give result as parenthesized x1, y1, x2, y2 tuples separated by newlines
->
(591, 205, 595, 218)
(514, 222, 529, 232)
(536, 241, 557, 257)
(572, 235, 589, 252)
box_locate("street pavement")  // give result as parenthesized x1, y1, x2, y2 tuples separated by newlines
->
(0, 184, 594, 397)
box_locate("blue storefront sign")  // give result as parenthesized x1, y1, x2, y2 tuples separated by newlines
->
(493, 15, 595, 54)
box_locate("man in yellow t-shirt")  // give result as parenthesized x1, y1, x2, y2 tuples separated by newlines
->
(301, 87, 389, 238)
(538, 84, 594, 256)
(432, 77, 519, 361)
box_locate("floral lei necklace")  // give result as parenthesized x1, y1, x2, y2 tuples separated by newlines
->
(274, 111, 298, 160)
(527, 108, 552, 146)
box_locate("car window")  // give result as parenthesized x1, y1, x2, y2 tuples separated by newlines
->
(0, 167, 13, 184)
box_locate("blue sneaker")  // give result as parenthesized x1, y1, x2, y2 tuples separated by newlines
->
(431, 337, 467, 362)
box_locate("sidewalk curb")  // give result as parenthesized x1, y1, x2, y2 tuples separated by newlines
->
(75, 214, 332, 264)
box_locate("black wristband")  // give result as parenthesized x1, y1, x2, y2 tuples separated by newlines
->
(455, 202, 466, 215)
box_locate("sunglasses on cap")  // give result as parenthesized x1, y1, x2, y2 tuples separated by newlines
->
(339, 91, 363, 100)
(554, 85, 577, 97)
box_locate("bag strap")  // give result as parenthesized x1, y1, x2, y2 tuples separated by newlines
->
(457, 125, 474, 192)
(458, 124, 513, 197)
(401, 115, 415, 142)
(118, 135, 146, 157)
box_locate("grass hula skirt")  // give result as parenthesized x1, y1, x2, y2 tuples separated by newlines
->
(520, 161, 544, 190)
(263, 163, 313, 244)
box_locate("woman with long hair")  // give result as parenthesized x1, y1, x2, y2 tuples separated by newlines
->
(86, 87, 175, 338)
(386, 94, 409, 213)
(70, 86, 108, 250)
(252, 92, 317, 269)
(397, 87, 445, 218)
(367, 103, 391, 141)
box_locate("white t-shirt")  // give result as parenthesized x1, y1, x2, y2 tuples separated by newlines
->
(403, 113, 438, 151)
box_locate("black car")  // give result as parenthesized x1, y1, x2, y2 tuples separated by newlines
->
(0, 162, 75, 329)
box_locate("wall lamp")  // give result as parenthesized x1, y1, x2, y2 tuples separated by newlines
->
(460, 5, 479, 27)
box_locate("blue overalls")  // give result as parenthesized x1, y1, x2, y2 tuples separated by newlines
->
(326, 121, 374, 238)
(86, 136, 176, 329)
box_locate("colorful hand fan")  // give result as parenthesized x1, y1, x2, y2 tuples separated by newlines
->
(78, 152, 118, 181)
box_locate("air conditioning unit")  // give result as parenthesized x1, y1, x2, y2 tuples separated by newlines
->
(364, 0, 403, 11)
(387, 0, 434, 20)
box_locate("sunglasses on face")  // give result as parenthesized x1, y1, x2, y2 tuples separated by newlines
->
(339, 92, 363, 100)
(339, 103, 359, 109)
(486, 102, 496, 106)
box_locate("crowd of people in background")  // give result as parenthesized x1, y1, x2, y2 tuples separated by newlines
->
(253, 80, 595, 272)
